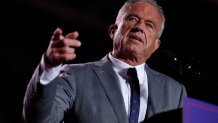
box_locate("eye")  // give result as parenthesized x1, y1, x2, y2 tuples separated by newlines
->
(127, 16, 138, 23)
(145, 22, 154, 30)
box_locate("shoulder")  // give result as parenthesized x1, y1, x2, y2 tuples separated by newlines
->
(60, 54, 111, 74)
(146, 65, 187, 98)
(60, 61, 97, 74)
(146, 64, 184, 87)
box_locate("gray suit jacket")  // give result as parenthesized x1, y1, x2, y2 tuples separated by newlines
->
(23, 54, 187, 123)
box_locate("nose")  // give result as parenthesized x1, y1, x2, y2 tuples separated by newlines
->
(130, 26, 144, 33)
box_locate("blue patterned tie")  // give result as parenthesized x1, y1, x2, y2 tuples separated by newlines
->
(128, 68, 140, 123)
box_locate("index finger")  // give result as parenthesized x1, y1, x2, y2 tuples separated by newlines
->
(66, 31, 79, 39)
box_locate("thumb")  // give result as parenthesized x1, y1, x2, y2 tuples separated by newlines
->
(52, 27, 63, 41)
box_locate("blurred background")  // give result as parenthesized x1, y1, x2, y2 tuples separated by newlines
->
(2, 0, 218, 122)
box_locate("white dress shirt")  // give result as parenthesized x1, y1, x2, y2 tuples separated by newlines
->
(109, 53, 148, 122)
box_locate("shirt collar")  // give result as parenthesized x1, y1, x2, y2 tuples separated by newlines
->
(109, 53, 145, 82)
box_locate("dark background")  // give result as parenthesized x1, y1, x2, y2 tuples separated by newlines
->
(1, 0, 218, 122)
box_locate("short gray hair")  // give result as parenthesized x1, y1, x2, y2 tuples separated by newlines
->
(125, 0, 165, 38)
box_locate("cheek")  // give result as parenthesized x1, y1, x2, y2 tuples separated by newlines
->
(114, 25, 130, 42)
(118, 25, 130, 35)
(145, 41, 158, 53)
(118, 21, 133, 33)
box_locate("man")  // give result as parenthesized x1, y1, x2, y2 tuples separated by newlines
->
(22, 0, 187, 123)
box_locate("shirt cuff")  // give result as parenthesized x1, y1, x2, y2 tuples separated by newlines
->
(39, 54, 62, 85)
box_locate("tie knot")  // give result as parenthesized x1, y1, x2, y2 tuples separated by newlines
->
(127, 68, 138, 78)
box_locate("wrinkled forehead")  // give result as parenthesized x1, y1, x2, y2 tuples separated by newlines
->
(116, 2, 163, 26)
(119, 2, 160, 18)
(117, 2, 161, 20)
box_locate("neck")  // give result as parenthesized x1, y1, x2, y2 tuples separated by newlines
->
(111, 51, 147, 66)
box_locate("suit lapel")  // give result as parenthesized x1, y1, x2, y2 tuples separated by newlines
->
(93, 55, 128, 123)
(145, 65, 164, 119)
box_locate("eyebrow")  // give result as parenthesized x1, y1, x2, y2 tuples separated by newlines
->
(126, 13, 140, 19)
(126, 13, 157, 28)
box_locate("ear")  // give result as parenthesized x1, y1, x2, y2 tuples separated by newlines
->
(108, 24, 117, 39)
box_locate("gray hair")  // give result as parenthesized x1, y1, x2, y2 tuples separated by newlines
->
(125, 0, 165, 38)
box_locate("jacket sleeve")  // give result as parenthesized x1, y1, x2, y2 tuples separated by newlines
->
(22, 64, 76, 123)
